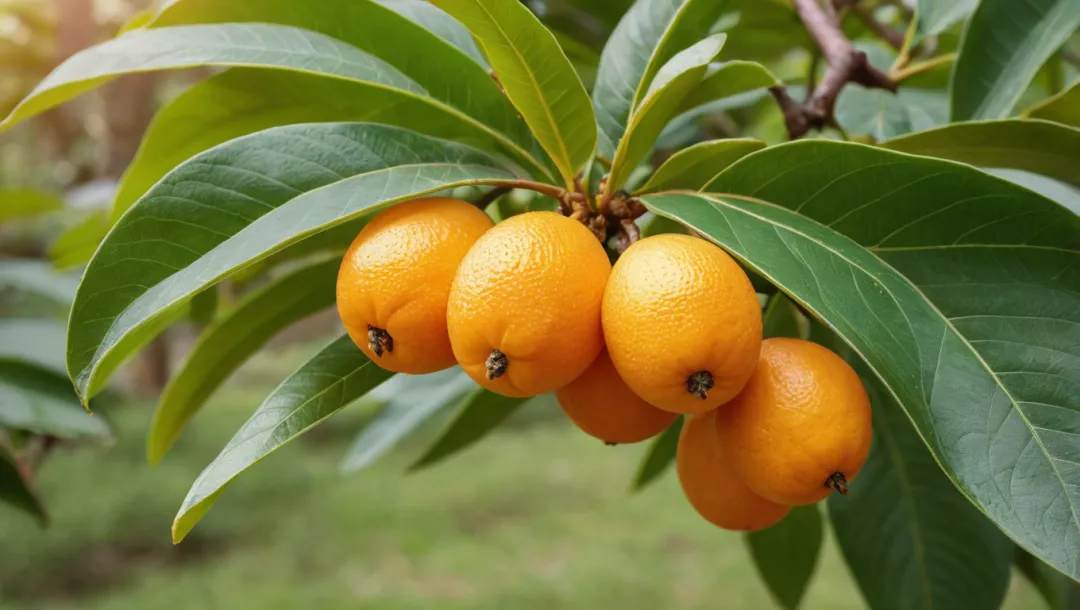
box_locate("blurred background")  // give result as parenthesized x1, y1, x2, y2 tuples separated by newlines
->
(0, 0, 1066, 608)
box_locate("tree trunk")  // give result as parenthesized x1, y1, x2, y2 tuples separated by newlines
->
(103, 73, 158, 178)
(45, 0, 98, 182)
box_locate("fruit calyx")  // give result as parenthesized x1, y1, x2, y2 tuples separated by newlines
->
(686, 370, 715, 400)
(485, 349, 509, 380)
(825, 471, 849, 495)
(367, 325, 393, 357)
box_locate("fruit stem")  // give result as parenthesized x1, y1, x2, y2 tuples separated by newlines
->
(686, 371, 715, 400)
(825, 472, 849, 495)
(485, 349, 508, 380)
(367, 326, 393, 357)
(483, 180, 586, 206)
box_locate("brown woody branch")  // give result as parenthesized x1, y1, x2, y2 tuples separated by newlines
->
(851, 5, 904, 50)
(773, 0, 897, 139)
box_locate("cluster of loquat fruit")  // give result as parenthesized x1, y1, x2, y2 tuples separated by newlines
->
(336, 197, 872, 532)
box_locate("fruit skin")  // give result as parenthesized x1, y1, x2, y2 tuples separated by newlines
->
(676, 410, 790, 531)
(447, 211, 610, 397)
(336, 197, 493, 374)
(715, 337, 872, 506)
(555, 349, 678, 444)
(601, 234, 762, 414)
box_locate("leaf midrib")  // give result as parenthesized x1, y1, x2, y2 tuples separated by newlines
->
(964, 0, 1075, 119)
(469, 0, 574, 186)
(872, 244, 1078, 254)
(682, 193, 1080, 544)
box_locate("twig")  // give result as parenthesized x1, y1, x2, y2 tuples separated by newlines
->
(26, 435, 60, 471)
(774, 0, 897, 139)
(805, 50, 822, 102)
(475, 186, 510, 209)
(1060, 49, 1080, 68)
(852, 5, 904, 50)
(889, 52, 956, 83)
(483, 179, 585, 205)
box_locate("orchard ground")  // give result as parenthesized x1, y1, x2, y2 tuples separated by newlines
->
(0, 343, 1047, 610)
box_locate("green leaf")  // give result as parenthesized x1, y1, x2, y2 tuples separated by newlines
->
(676, 60, 780, 115)
(409, 388, 528, 471)
(2, 23, 427, 130)
(0, 319, 66, 374)
(150, 0, 522, 143)
(0, 436, 47, 525)
(1016, 545, 1080, 610)
(882, 119, 1080, 188)
(432, 0, 596, 188)
(951, 0, 1080, 120)
(835, 86, 948, 141)
(629, 416, 682, 492)
(762, 293, 807, 341)
(340, 368, 476, 473)
(373, 0, 488, 66)
(592, 0, 731, 158)
(654, 140, 1080, 579)
(172, 335, 392, 543)
(636, 138, 765, 193)
(551, 29, 601, 90)
(110, 68, 543, 224)
(745, 505, 823, 610)
(915, 0, 978, 41)
(1025, 79, 1080, 128)
(0, 260, 77, 307)
(985, 168, 1080, 216)
(830, 370, 1012, 610)
(0, 188, 62, 223)
(0, 362, 110, 439)
(657, 89, 771, 151)
(605, 34, 726, 196)
(67, 122, 517, 403)
(117, 6, 154, 33)
(148, 256, 339, 465)
(47, 210, 108, 270)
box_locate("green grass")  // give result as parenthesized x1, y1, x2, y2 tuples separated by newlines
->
(0, 348, 1050, 609)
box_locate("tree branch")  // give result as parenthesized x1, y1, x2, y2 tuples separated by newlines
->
(475, 186, 510, 209)
(1060, 49, 1080, 68)
(851, 5, 904, 50)
(775, 0, 897, 139)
